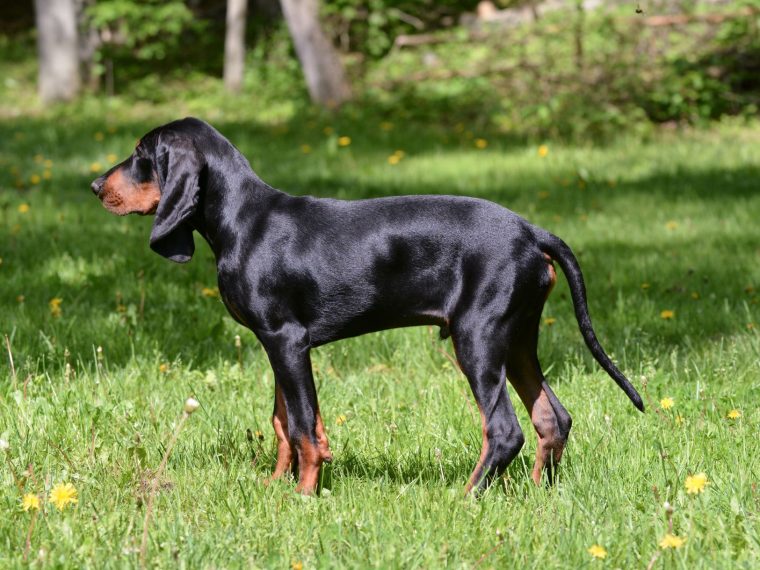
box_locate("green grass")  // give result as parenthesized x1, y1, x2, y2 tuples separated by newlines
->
(1, 104, 759, 568)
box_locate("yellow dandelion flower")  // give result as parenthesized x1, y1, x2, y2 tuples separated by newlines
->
(727, 409, 741, 420)
(660, 309, 675, 320)
(665, 220, 678, 230)
(17, 295, 25, 303)
(338, 136, 351, 147)
(336, 414, 347, 426)
(106, 153, 118, 164)
(291, 562, 303, 570)
(22, 493, 41, 512)
(587, 544, 607, 559)
(44, 159, 53, 168)
(30, 174, 41, 185)
(475, 138, 488, 149)
(301, 144, 312, 154)
(90, 162, 102, 173)
(201, 287, 220, 298)
(685, 472, 708, 494)
(158, 363, 169, 374)
(538, 145, 549, 157)
(254, 430, 264, 441)
(18, 203, 30, 214)
(49, 482, 78, 511)
(660, 397, 674, 410)
(393, 150, 405, 158)
(49, 297, 63, 318)
(544, 317, 557, 326)
(388, 154, 401, 165)
(659, 533, 686, 549)
(43, 170, 52, 180)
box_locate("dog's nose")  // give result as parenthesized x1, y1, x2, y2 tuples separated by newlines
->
(91, 177, 104, 196)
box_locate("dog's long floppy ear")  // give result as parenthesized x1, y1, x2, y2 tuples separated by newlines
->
(149, 137, 204, 263)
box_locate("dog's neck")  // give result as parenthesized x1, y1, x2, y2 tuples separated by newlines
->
(191, 158, 282, 259)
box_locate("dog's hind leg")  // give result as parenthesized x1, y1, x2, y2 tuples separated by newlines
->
(452, 319, 525, 494)
(505, 317, 572, 486)
(261, 330, 333, 494)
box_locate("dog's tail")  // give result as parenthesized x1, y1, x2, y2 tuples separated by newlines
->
(537, 229, 644, 412)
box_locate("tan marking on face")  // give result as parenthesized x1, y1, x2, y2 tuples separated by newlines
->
(100, 168, 160, 216)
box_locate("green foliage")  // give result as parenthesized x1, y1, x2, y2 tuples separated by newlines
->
(86, 0, 195, 60)
(323, 0, 480, 57)
(0, 1, 757, 139)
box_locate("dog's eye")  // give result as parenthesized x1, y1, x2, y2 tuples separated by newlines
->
(134, 157, 154, 180)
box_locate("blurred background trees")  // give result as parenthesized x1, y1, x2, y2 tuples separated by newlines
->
(1, 0, 758, 139)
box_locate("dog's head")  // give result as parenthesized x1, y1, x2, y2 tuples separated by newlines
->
(90, 118, 208, 263)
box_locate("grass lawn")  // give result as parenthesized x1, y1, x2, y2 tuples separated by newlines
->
(1, 105, 759, 568)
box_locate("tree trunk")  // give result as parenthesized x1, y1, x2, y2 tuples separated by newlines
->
(34, 0, 81, 103)
(224, 0, 248, 93)
(280, 0, 351, 107)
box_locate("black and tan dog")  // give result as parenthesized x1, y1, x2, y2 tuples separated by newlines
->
(91, 118, 643, 495)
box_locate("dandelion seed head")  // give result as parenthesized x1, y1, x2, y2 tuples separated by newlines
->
(184, 397, 200, 415)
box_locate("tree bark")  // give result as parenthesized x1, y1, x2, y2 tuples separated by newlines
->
(280, 0, 351, 107)
(224, 0, 248, 93)
(34, 0, 81, 103)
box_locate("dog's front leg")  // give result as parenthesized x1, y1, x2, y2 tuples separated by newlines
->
(266, 385, 296, 483)
(262, 332, 333, 495)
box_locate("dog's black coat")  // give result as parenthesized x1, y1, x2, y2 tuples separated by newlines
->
(92, 118, 643, 492)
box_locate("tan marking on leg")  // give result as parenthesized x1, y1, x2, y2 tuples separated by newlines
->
(266, 386, 293, 484)
(529, 390, 564, 485)
(464, 406, 489, 495)
(543, 254, 557, 300)
(295, 412, 332, 495)
(314, 413, 333, 463)
(508, 357, 565, 486)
